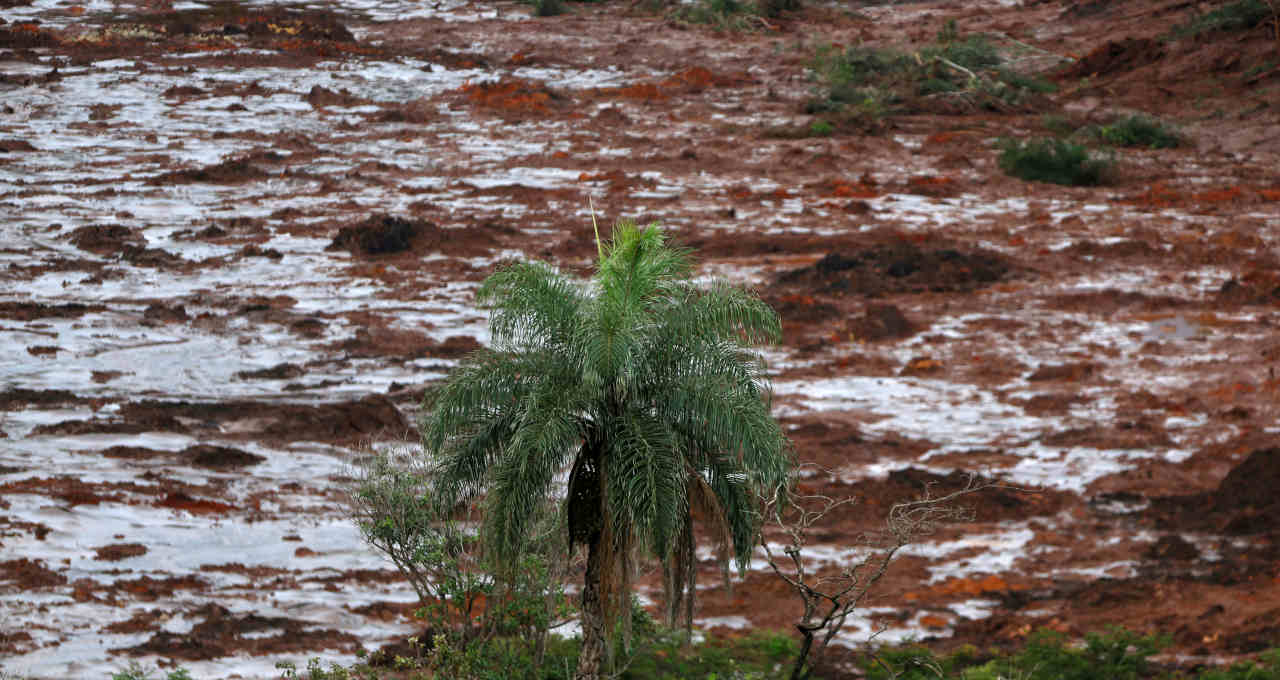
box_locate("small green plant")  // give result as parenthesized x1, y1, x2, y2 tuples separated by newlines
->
(998, 137, 1113, 186)
(109, 663, 194, 680)
(808, 119, 834, 136)
(1200, 648, 1280, 680)
(527, 0, 567, 17)
(1167, 0, 1274, 38)
(1091, 113, 1182, 148)
(1042, 113, 1080, 137)
(669, 0, 764, 31)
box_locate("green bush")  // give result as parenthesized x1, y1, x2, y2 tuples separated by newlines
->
(1168, 0, 1273, 38)
(1092, 114, 1182, 148)
(998, 137, 1113, 186)
(1200, 649, 1280, 680)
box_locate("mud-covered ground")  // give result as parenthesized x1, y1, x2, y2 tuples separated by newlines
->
(2, 0, 1279, 675)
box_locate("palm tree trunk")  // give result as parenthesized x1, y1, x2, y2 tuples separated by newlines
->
(575, 534, 608, 680)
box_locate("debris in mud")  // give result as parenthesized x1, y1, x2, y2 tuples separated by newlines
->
(93, 543, 148, 561)
(773, 239, 1015, 296)
(326, 214, 493, 257)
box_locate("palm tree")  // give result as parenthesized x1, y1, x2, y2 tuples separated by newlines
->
(420, 221, 791, 680)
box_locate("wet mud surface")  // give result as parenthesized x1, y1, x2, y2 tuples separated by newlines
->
(2, 0, 1279, 675)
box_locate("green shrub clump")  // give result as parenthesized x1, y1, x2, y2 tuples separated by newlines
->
(998, 137, 1113, 186)
(1093, 114, 1182, 149)
(1168, 0, 1274, 38)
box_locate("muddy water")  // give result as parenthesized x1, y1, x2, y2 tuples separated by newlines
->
(4, 0, 1280, 675)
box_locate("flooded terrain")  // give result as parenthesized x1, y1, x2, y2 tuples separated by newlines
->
(2, 0, 1279, 675)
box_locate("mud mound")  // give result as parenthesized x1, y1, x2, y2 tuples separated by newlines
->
(1152, 448, 1280, 534)
(235, 363, 305, 380)
(326, 214, 494, 257)
(1060, 38, 1164, 78)
(0, 387, 77, 410)
(93, 544, 148, 561)
(849, 303, 916, 341)
(185, 445, 265, 469)
(36, 395, 408, 442)
(0, 301, 106, 320)
(456, 78, 571, 116)
(846, 468, 1070, 523)
(69, 224, 142, 254)
(0, 22, 58, 48)
(774, 241, 1013, 296)
(0, 558, 66, 588)
(118, 604, 360, 660)
(0, 138, 36, 152)
(149, 155, 275, 185)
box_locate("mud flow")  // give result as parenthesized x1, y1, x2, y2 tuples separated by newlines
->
(2, 0, 1279, 674)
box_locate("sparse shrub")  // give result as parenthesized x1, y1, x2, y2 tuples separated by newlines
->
(346, 447, 570, 656)
(998, 137, 1113, 186)
(1167, 0, 1273, 38)
(347, 448, 492, 636)
(1092, 113, 1182, 148)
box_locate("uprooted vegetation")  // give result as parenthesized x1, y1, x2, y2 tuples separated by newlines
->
(803, 24, 1060, 132)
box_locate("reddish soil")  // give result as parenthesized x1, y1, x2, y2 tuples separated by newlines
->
(3, 0, 1280, 673)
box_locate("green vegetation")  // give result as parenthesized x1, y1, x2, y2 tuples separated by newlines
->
(1167, 0, 1275, 38)
(109, 663, 193, 680)
(804, 24, 1056, 133)
(528, 0, 567, 17)
(1091, 114, 1183, 149)
(998, 137, 1114, 186)
(669, 0, 764, 31)
(102, 627, 1280, 679)
(419, 221, 790, 679)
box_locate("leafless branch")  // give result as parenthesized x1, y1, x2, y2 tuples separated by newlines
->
(759, 466, 1025, 680)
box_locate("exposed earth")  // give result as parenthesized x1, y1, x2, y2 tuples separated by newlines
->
(1, 0, 1279, 675)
